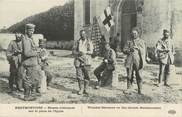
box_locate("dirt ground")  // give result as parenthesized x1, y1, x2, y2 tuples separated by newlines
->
(0, 50, 182, 104)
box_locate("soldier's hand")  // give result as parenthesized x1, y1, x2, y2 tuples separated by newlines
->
(130, 48, 134, 52)
(165, 50, 169, 53)
(146, 57, 151, 63)
(104, 59, 108, 63)
(78, 51, 83, 56)
(133, 46, 139, 50)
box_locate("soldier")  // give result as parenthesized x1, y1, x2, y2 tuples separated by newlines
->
(155, 29, 175, 87)
(73, 30, 93, 95)
(38, 38, 52, 88)
(123, 27, 146, 94)
(21, 23, 42, 101)
(6, 32, 23, 93)
(94, 42, 116, 89)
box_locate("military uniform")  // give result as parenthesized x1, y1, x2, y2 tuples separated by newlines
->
(123, 38, 146, 94)
(94, 47, 116, 87)
(6, 39, 23, 92)
(38, 39, 52, 87)
(156, 37, 175, 85)
(73, 37, 93, 94)
(21, 24, 42, 100)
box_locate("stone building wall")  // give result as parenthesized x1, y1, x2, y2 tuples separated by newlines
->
(74, 0, 84, 41)
(74, 0, 182, 48)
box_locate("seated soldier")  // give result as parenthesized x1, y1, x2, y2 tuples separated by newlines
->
(94, 42, 116, 89)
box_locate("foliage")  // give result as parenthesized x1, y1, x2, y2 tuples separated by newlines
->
(8, 1, 74, 41)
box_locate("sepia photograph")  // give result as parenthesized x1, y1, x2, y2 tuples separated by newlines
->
(0, 0, 182, 110)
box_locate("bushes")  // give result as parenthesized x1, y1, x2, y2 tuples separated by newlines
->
(46, 40, 74, 50)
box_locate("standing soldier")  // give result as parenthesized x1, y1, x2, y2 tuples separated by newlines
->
(94, 42, 116, 89)
(123, 27, 146, 94)
(73, 30, 93, 95)
(38, 38, 52, 88)
(6, 33, 23, 93)
(21, 23, 42, 101)
(155, 29, 175, 87)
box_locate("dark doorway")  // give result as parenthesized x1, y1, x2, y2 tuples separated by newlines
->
(120, 0, 137, 50)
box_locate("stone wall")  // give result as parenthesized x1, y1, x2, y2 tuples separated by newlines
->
(74, 0, 84, 41)
(74, 0, 182, 46)
(142, 0, 182, 49)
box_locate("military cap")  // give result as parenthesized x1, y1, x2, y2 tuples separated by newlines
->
(132, 27, 140, 33)
(25, 23, 36, 30)
(15, 32, 22, 37)
(163, 29, 169, 33)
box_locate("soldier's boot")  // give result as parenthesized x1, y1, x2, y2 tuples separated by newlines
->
(157, 76, 162, 87)
(16, 78, 24, 92)
(36, 87, 42, 96)
(95, 80, 101, 89)
(137, 82, 142, 94)
(164, 74, 171, 87)
(32, 87, 41, 97)
(127, 79, 131, 89)
(94, 70, 102, 89)
(83, 80, 89, 95)
(77, 79, 83, 95)
(158, 70, 163, 86)
(8, 85, 14, 93)
(8, 77, 14, 93)
(95, 75, 101, 89)
(24, 87, 36, 101)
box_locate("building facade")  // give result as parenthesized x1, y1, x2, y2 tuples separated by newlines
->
(74, 0, 182, 49)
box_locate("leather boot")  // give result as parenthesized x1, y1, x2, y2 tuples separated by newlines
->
(164, 74, 171, 87)
(127, 78, 131, 89)
(77, 79, 83, 95)
(138, 82, 142, 94)
(83, 80, 89, 95)
(24, 87, 36, 101)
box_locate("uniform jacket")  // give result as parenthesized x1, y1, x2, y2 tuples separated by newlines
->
(103, 48, 116, 71)
(6, 40, 22, 71)
(22, 35, 38, 67)
(38, 48, 49, 70)
(123, 38, 146, 70)
(155, 38, 175, 64)
(73, 38, 93, 67)
(104, 48, 116, 65)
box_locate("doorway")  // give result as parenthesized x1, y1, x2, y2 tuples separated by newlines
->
(120, 0, 137, 50)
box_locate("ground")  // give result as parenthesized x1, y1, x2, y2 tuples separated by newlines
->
(0, 50, 182, 104)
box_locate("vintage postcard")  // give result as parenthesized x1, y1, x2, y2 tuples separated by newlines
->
(0, 0, 182, 117)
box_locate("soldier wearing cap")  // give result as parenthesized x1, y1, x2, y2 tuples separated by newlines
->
(38, 38, 52, 88)
(155, 29, 175, 87)
(72, 30, 94, 95)
(123, 27, 146, 94)
(6, 32, 23, 93)
(20, 23, 42, 101)
(94, 41, 116, 89)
